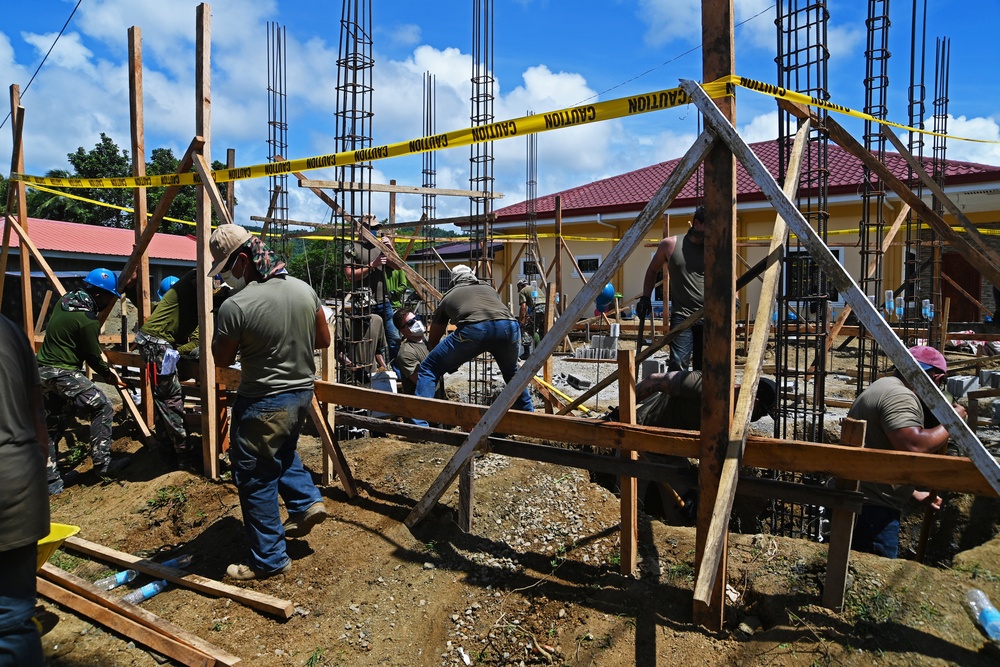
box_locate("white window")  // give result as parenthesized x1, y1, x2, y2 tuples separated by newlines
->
(571, 254, 601, 279)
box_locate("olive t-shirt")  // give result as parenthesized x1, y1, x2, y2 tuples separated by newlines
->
(216, 275, 322, 398)
(668, 232, 705, 318)
(636, 370, 703, 431)
(396, 338, 429, 394)
(141, 269, 199, 345)
(432, 284, 514, 326)
(349, 242, 387, 301)
(847, 375, 925, 511)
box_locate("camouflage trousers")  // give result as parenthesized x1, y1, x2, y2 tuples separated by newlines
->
(135, 333, 189, 454)
(39, 366, 114, 483)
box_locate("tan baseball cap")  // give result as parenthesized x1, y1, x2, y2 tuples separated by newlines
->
(208, 225, 252, 276)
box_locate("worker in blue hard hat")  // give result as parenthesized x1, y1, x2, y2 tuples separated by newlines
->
(137, 269, 202, 471)
(157, 275, 180, 300)
(37, 268, 131, 493)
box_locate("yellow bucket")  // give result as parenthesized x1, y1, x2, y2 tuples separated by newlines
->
(36, 523, 80, 572)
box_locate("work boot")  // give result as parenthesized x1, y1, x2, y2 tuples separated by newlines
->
(283, 501, 329, 538)
(226, 560, 290, 581)
(97, 456, 132, 475)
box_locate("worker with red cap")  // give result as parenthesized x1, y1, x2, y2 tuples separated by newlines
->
(846, 345, 966, 558)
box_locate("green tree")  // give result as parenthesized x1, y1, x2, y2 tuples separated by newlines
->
(26, 169, 95, 223)
(285, 238, 345, 300)
(65, 133, 134, 227)
(147, 147, 232, 235)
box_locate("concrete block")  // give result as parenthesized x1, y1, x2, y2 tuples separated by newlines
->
(946, 375, 979, 399)
(567, 374, 592, 390)
(993, 399, 1000, 425)
(980, 369, 996, 386)
(641, 359, 665, 381)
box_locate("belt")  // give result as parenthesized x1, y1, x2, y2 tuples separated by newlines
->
(136, 331, 172, 347)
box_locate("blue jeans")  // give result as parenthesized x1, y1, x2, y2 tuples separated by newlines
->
(231, 389, 324, 573)
(0, 544, 43, 667)
(668, 312, 703, 372)
(373, 301, 400, 363)
(852, 504, 901, 558)
(413, 320, 534, 427)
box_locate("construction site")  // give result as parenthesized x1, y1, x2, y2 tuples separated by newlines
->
(6, 1, 1000, 665)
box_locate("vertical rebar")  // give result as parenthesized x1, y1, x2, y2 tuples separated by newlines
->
(266, 22, 289, 257)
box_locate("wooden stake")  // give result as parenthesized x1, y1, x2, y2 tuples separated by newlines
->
(823, 417, 866, 611)
(617, 350, 638, 576)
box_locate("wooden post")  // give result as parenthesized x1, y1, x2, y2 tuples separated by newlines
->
(389, 179, 396, 225)
(0, 105, 25, 302)
(128, 26, 155, 429)
(554, 196, 563, 317)
(195, 4, 219, 478)
(823, 417, 866, 611)
(694, 0, 737, 631)
(617, 349, 638, 576)
(458, 459, 474, 532)
(544, 282, 556, 412)
(9, 86, 33, 340)
(34, 290, 52, 333)
(320, 345, 335, 486)
(940, 297, 951, 353)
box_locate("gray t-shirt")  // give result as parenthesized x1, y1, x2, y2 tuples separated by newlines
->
(217, 275, 322, 398)
(668, 232, 705, 318)
(396, 338, 429, 394)
(0, 315, 49, 550)
(847, 375, 925, 511)
(350, 241, 387, 301)
(432, 284, 514, 326)
(636, 370, 703, 431)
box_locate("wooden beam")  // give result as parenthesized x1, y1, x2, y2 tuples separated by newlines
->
(402, 130, 716, 527)
(34, 290, 52, 332)
(0, 105, 25, 302)
(320, 382, 999, 497)
(3, 215, 66, 295)
(63, 535, 294, 618)
(37, 577, 214, 666)
(307, 396, 357, 498)
(691, 82, 1000, 496)
(10, 86, 33, 340)
(298, 179, 503, 199)
(822, 417, 866, 611)
(195, 5, 219, 480)
(693, 119, 808, 607)
(942, 272, 990, 316)
(225, 148, 236, 216)
(617, 350, 638, 576)
(40, 563, 241, 666)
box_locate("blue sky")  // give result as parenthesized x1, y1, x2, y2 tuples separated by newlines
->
(2, 0, 999, 227)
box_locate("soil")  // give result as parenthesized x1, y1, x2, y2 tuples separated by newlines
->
(38, 340, 1000, 667)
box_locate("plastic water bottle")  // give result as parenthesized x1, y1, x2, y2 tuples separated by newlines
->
(121, 580, 169, 605)
(895, 296, 905, 321)
(160, 554, 193, 569)
(884, 289, 894, 317)
(965, 588, 1000, 640)
(92, 569, 137, 591)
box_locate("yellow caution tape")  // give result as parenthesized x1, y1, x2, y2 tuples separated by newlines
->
(13, 81, 731, 190)
(723, 75, 1000, 145)
(25, 183, 197, 227)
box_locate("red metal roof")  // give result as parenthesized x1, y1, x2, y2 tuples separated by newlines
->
(1, 217, 196, 262)
(494, 138, 1000, 222)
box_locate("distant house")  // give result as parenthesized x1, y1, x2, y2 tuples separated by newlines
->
(473, 138, 1000, 322)
(1, 217, 197, 326)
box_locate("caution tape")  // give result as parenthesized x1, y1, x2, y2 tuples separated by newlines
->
(13, 81, 731, 190)
(25, 183, 197, 227)
(724, 75, 1000, 145)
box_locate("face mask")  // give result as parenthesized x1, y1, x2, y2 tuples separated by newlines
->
(220, 269, 247, 293)
(408, 320, 426, 336)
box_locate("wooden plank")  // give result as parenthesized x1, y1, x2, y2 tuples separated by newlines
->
(37, 577, 214, 667)
(129, 26, 155, 429)
(823, 417, 866, 611)
(298, 179, 502, 199)
(617, 350, 638, 576)
(10, 87, 33, 341)
(4, 214, 66, 295)
(63, 535, 294, 618)
(319, 382, 999, 496)
(691, 81, 1000, 496)
(308, 396, 357, 498)
(402, 130, 719, 528)
(113, 379, 154, 444)
(34, 290, 52, 332)
(192, 154, 235, 226)
(225, 148, 236, 216)
(0, 104, 24, 301)
(40, 563, 241, 666)
(693, 119, 808, 607)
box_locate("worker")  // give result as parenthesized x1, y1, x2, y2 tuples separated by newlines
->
(411, 265, 533, 427)
(135, 269, 201, 471)
(624, 369, 777, 520)
(39, 267, 130, 492)
(209, 225, 331, 581)
(391, 308, 429, 395)
(636, 206, 705, 371)
(344, 216, 402, 363)
(847, 345, 965, 558)
(517, 278, 539, 360)
(0, 314, 49, 666)
(333, 297, 388, 386)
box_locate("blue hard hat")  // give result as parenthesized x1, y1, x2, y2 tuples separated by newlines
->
(158, 275, 180, 299)
(83, 268, 120, 297)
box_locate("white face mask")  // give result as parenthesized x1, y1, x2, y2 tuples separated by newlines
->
(220, 268, 247, 293)
(408, 320, 426, 336)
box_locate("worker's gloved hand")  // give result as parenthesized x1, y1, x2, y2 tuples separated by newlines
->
(635, 295, 652, 319)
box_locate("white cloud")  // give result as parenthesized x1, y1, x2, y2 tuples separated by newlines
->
(637, 0, 701, 48)
(739, 111, 779, 143)
(383, 23, 421, 49)
(937, 115, 1000, 166)
(735, 0, 777, 51)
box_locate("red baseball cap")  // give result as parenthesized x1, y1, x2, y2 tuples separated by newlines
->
(909, 345, 947, 373)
